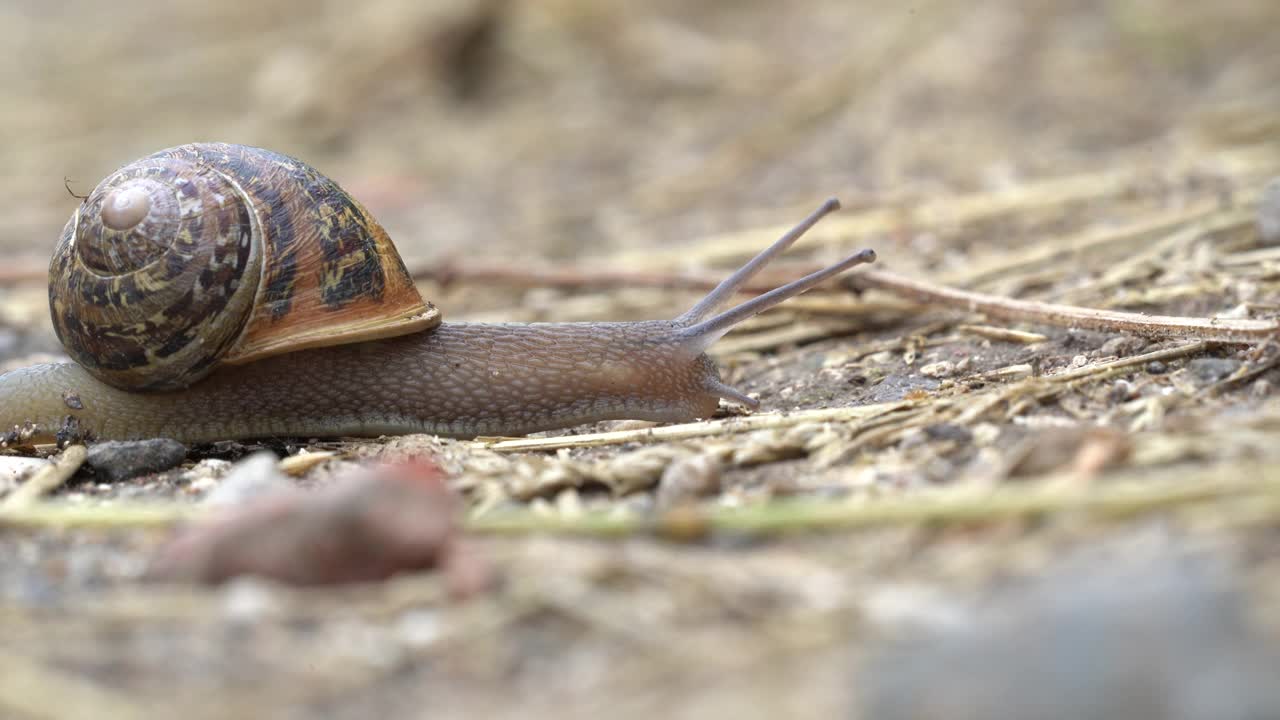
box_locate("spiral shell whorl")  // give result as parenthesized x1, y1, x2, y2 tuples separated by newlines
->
(50, 151, 261, 390)
(48, 143, 439, 392)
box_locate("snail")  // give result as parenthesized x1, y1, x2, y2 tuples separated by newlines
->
(0, 143, 875, 445)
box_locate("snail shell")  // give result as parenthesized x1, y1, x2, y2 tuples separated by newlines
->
(49, 143, 440, 391)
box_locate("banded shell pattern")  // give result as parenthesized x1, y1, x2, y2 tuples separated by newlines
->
(49, 143, 440, 391)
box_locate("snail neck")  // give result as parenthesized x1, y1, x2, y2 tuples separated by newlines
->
(368, 320, 732, 436)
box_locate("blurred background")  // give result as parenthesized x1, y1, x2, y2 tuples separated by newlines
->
(3, 0, 1278, 292)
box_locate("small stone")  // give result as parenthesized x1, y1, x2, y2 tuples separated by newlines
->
(1146, 360, 1168, 374)
(203, 451, 291, 506)
(1187, 357, 1241, 384)
(1109, 379, 1138, 402)
(924, 423, 972, 444)
(970, 423, 1001, 447)
(220, 578, 281, 624)
(655, 454, 721, 509)
(397, 609, 443, 649)
(85, 438, 187, 483)
(1098, 336, 1145, 358)
(1008, 427, 1131, 478)
(189, 458, 233, 480)
(919, 361, 957, 378)
(1252, 378, 1272, 398)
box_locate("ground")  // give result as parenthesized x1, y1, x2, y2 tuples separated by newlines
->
(2, 1, 1280, 718)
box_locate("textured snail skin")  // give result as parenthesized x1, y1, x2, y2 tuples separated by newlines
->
(0, 322, 727, 444)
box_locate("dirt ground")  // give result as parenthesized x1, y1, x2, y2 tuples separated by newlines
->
(3, 1, 1280, 718)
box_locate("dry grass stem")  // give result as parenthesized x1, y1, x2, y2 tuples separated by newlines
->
(471, 472, 1280, 536)
(858, 269, 1279, 343)
(0, 501, 198, 529)
(0, 445, 86, 509)
(474, 403, 912, 452)
(957, 324, 1048, 344)
(5, 467, 1278, 536)
(481, 341, 1214, 456)
(1048, 342, 1210, 383)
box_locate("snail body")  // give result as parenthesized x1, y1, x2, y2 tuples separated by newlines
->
(0, 144, 874, 444)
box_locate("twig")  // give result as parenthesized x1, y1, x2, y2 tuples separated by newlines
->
(855, 269, 1279, 344)
(1, 445, 86, 509)
(469, 473, 1280, 536)
(0, 501, 196, 529)
(481, 341, 1212, 455)
(3, 459, 1279, 534)
(474, 403, 912, 452)
(956, 324, 1047, 345)
(1204, 349, 1280, 396)
(1047, 342, 1209, 384)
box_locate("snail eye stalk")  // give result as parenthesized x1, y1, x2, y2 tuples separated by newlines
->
(675, 198, 876, 353)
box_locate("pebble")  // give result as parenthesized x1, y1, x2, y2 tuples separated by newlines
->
(202, 451, 291, 506)
(1146, 360, 1168, 374)
(655, 454, 722, 509)
(1187, 357, 1241, 384)
(1109, 378, 1138, 402)
(186, 458, 233, 494)
(919, 361, 956, 378)
(1098, 335, 1146, 358)
(396, 610, 443, 649)
(220, 578, 282, 624)
(85, 438, 188, 483)
(923, 423, 973, 444)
